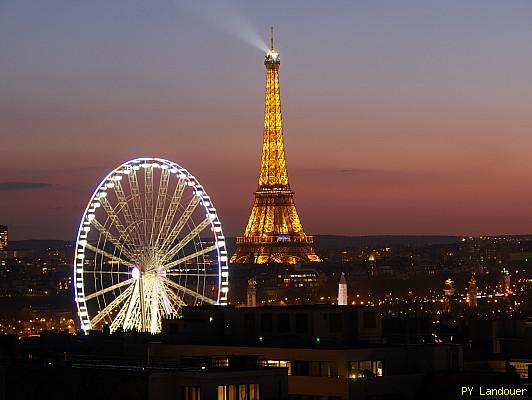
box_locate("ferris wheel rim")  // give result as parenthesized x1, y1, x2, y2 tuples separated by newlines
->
(73, 157, 229, 334)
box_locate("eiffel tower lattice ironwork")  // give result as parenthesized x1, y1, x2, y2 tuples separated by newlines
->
(230, 28, 320, 265)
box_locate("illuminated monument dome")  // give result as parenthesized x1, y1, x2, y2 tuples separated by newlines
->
(231, 29, 320, 264)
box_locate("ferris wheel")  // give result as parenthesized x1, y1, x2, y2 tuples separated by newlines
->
(73, 158, 229, 334)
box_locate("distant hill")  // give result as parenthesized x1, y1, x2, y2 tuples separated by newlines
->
(224, 235, 461, 254)
(9, 236, 461, 255)
(8, 240, 73, 251)
(312, 235, 461, 249)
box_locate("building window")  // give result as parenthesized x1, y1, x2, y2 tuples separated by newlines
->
(260, 313, 273, 332)
(184, 386, 201, 400)
(218, 385, 236, 400)
(294, 360, 309, 376)
(294, 361, 332, 377)
(218, 384, 259, 400)
(362, 311, 376, 329)
(239, 384, 259, 400)
(348, 360, 383, 378)
(328, 313, 342, 332)
(264, 359, 292, 375)
(295, 314, 308, 333)
(310, 361, 332, 377)
(244, 313, 255, 330)
(211, 356, 229, 367)
(277, 313, 290, 332)
(248, 384, 259, 400)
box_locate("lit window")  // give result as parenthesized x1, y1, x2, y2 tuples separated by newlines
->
(218, 384, 260, 400)
(218, 385, 236, 400)
(348, 360, 383, 378)
(265, 359, 292, 375)
(184, 386, 201, 400)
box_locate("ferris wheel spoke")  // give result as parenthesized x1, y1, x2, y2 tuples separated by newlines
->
(85, 243, 135, 267)
(160, 218, 211, 264)
(150, 168, 170, 247)
(159, 195, 201, 255)
(127, 167, 146, 249)
(162, 243, 218, 271)
(165, 285, 187, 308)
(113, 179, 143, 248)
(155, 179, 186, 249)
(99, 196, 137, 251)
(90, 283, 134, 327)
(85, 270, 130, 275)
(90, 218, 136, 261)
(84, 278, 134, 301)
(166, 272, 218, 277)
(144, 165, 154, 245)
(163, 277, 216, 304)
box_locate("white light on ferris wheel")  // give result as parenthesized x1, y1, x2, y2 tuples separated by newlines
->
(131, 266, 140, 281)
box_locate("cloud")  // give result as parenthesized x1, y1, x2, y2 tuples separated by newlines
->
(0, 182, 53, 191)
(336, 168, 413, 177)
(337, 168, 379, 174)
(295, 167, 391, 177)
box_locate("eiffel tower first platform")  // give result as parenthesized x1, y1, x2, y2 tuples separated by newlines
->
(230, 29, 321, 265)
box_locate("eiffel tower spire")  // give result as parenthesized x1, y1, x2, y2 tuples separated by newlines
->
(260, 26, 287, 188)
(230, 29, 320, 265)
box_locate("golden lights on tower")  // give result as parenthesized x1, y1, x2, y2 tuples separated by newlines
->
(466, 274, 478, 307)
(230, 28, 320, 265)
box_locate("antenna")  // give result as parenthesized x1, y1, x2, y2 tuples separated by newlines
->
(270, 26, 274, 50)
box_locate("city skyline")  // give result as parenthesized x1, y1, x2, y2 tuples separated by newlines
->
(2, 1, 532, 240)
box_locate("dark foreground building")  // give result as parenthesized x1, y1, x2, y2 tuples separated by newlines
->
(0, 305, 527, 400)
(0, 354, 286, 400)
(158, 305, 467, 399)
(0, 331, 287, 400)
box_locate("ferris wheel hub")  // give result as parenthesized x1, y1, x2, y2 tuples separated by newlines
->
(131, 266, 140, 280)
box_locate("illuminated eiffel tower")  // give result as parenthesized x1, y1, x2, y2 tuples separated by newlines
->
(231, 29, 320, 265)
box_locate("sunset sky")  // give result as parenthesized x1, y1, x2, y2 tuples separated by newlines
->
(2, 1, 532, 240)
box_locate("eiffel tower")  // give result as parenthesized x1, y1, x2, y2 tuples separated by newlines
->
(230, 29, 320, 265)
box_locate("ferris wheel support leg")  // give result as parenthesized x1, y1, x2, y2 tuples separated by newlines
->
(123, 279, 140, 330)
(160, 285, 175, 314)
(150, 280, 160, 333)
(139, 275, 146, 331)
